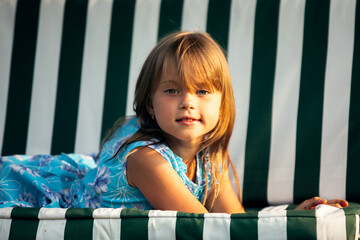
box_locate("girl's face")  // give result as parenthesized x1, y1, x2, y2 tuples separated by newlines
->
(149, 61, 222, 147)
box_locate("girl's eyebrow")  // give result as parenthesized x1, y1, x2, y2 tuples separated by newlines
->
(159, 80, 179, 86)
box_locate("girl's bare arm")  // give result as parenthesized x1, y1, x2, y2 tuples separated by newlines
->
(126, 147, 209, 213)
(206, 168, 245, 213)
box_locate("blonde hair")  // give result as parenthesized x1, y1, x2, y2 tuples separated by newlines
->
(103, 31, 240, 209)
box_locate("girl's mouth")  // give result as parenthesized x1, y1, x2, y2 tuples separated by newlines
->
(176, 118, 200, 125)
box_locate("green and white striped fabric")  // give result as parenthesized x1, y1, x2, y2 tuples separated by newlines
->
(1, 0, 359, 208)
(0, 205, 359, 239)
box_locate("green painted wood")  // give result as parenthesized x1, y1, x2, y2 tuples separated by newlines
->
(242, 0, 280, 207)
(294, 0, 330, 203)
(1, 0, 41, 156)
(51, 0, 89, 154)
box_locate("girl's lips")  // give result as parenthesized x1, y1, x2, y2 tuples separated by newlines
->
(176, 118, 200, 125)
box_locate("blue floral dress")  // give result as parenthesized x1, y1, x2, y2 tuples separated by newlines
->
(0, 117, 211, 209)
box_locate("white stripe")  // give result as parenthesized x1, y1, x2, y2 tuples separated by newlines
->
(38, 208, 67, 220)
(148, 210, 177, 240)
(126, 0, 161, 116)
(355, 215, 359, 240)
(0, 207, 13, 218)
(319, 0, 356, 200)
(75, 0, 113, 154)
(316, 205, 347, 240)
(0, 0, 17, 154)
(36, 208, 67, 240)
(38, 208, 67, 219)
(258, 207, 287, 240)
(0, 219, 12, 239)
(0, 207, 13, 238)
(260, 205, 289, 212)
(181, 0, 209, 31)
(26, 0, 65, 155)
(92, 208, 123, 219)
(36, 220, 66, 240)
(203, 213, 231, 240)
(93, 208, 123, 239)
(267, 0, 306, 205)
(227, 0, 257, 197)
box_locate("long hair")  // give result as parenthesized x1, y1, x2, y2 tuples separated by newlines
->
(102, 31, 239, 209)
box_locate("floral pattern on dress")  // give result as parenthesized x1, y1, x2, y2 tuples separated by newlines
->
(18, 190, 36, 207)
(88, 166, 111, 195)
(10, 164, 39, 177)
(0, 167, 21, 202)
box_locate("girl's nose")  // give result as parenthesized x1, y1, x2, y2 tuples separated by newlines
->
(179, 92, 195, 110)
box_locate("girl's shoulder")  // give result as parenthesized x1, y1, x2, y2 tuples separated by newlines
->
(98, 117, 170, 165)
(98, 117, 142, 163)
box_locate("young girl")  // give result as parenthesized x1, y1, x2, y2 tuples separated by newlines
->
(0, 32, 347, 212)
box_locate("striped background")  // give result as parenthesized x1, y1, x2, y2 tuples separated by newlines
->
(0, 206, 359, 239)
(0, 0, 359, 207)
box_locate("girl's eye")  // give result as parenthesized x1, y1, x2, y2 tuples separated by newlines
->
(197, 90, 210, 95)
(165, 89, 179, 94)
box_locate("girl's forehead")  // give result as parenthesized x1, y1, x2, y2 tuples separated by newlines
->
(160, 59, 178, 79)
(159, 59, 211, 89)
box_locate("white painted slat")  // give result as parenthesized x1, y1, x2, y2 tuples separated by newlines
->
(0, 219, 12, 239)
(36, 220, 66, 240)
(356, 215, 359, 240)
(36, 208, 67, 240)
(26, 0, 65, 155)
(126, 0, 161, 116)
(148, 210, 177, 240)
(74, 0, 113, 154)
(0, 0, 17, 154)
(260, 205, 289, 212)
(92, 208, 123, 219)
(0, 207, 12, 238)
(181, 0, 209, 31)
(319, 0, 356, 200)
(227, 0, 257, 196)
(316, 205, 347, 240)
(267, 0, 306, 205)
(38, 208, 67, 219)
(258, 206, 287, 240)
(0, 207, 13, 218)
(203, 213, 231, 240)
(93, 208, 123, 239)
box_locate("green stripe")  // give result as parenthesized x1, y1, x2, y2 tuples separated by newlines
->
(230, 213, 258, 239)
(175, 212, 204, 240)
(286, 210, 317, 239)
(206, 0, 231, 51)
(294, 0, 330, 203)
(64, 208, 94, 240)
(64, 219, 93, 239)
(157, 0, 184, 40)
(10, 207, 41, 219)
(343, 202, 360, 239)
(120, 208, 149, 239)
(242, 0, 280, 207)
(1, 0, 40, 156)
(343, 202, 360, 215)
(9, 208, 40, 240)
(65, 208, 94, 219)
(345, 214, 358, 240)
(346, 0, 360, 202)
(100, 0, 136, 140)
(51, 0, 88, 155)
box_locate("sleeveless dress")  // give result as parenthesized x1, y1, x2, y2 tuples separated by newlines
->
(0, 117, 211, 209)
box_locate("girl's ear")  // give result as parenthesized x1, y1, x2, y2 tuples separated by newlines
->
(146, 103, 154, 116)
(147, 105, 156, 120)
